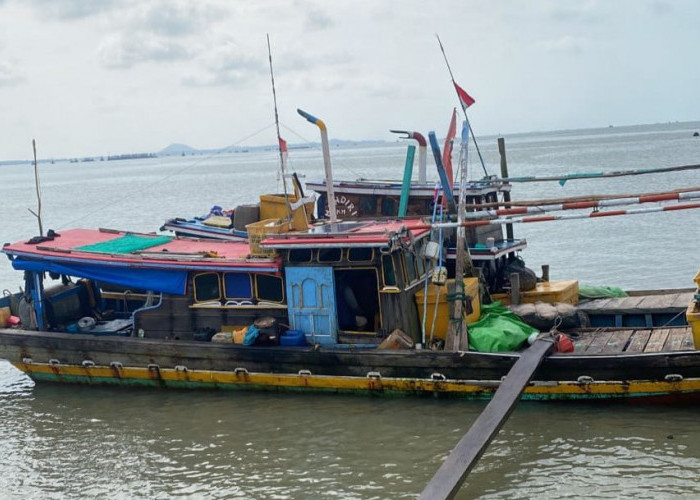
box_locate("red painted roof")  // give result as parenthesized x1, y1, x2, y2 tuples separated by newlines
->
(3, 228, 279, 270)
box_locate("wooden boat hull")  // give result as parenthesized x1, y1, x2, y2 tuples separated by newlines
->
(3, 328, 700, 401)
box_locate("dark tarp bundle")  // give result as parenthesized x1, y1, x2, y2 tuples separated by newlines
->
(468, 301, 538, 353)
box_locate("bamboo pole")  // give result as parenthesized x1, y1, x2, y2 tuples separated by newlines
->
(476, 163, 700, 184)
(413, 201, 700, 230)
(462, 186, 700, 210)
(29, 139, 44, 236)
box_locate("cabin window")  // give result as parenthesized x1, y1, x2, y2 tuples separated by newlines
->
(348, 247, 374, 262)
(289, 248, 313, 262)
(360, 196, 377, 216)
(416, 253, 426, 277)
(414, 240, 426, 276)
(381, 254, 396, 287)
(255, 274, 284, 303)
(318, 248, 342, 263)
(381, 197, 397, 216)
(223, 273, 253, 300)
(404, 251, 417, 284)
(193, 273, 221, 303)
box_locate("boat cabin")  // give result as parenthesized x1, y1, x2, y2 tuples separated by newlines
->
(2, 221, 437, 346)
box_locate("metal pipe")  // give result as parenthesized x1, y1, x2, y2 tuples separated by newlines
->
(298, 109, 338, 224)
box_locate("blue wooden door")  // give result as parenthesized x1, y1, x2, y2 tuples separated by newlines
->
(285, 267, 338, 345)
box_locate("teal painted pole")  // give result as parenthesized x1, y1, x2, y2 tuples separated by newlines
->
(398, 145, 416, 217)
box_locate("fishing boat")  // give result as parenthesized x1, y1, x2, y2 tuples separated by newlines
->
(1, 214, 699, 401)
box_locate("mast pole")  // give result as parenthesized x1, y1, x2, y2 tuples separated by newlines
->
(266, 34, 292, 220)
(436, 34, 488, 177)
(30, 139, 44, 236)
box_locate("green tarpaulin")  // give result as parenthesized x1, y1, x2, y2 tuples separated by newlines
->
(468, 302, 538, 353)
(76, 234, 173, 254)
(578, 285, 628, 299)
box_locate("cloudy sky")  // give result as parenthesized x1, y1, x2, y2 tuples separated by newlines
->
(0, 0, 698, 159)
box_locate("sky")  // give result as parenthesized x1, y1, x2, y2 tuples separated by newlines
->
(0, 0, 699, 159)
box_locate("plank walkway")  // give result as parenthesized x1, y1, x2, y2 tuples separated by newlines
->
(578, 291, 694, 315)
(572, 326, 694, 354)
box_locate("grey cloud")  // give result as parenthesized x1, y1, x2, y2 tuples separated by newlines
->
(140, 1, 229, 37)
(304, 7, 334, 31)
(649, 0, 673, 16)
(182, 43, 264, 87)
(548, 2, 603, 24)
(27, 0, 119, 20)
(536, 36, 588, 54)
(98, 34, 190, 69)
(0, 60, 24, 86)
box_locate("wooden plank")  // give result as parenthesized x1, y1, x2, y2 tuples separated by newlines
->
(601, 329, 634, 354)
(585, 330, 614, 354)
(665, 329, 687, 351)
(680, 328, 696, 350)
(577, 298, 616, 311)
(572, 332, 596, 352)
(420, 338, 555, 500)
(671, 292, 695, 308)
(625, 329, 651, 353)
(644, 328, 671, 353)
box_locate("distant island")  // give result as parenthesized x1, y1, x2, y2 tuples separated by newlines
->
(156, 139, 390, 157)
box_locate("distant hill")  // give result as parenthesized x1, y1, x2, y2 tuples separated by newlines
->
(159, 143, 198, 156)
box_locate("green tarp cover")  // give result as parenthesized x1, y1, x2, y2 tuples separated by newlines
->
(578, 285, 628, 299)
(76, 234, 173, 254)
(468, 302, 538, 353)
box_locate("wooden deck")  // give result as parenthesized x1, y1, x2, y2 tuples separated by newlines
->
(579, 291, 693, 315)
(577, 291, 694, 328)
(571, 326, 694, 354)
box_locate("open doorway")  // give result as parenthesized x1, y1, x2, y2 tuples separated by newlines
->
(334, 268, 380, 334)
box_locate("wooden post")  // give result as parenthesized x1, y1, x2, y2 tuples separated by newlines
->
(509, 273, 521, 305)
(444, 121, 473, 351)
(541, 264, 550, 282)
(498, 138, 514, 241)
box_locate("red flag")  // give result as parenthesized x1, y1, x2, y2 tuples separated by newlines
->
(278, 137, 288, 153)
(442, 108, 457, 190)
(454, 82, 475, 110)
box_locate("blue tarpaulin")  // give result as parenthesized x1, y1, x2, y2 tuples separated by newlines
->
(12, 258, 188, 295)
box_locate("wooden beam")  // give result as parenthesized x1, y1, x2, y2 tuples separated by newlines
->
(420, 337, 555, 500)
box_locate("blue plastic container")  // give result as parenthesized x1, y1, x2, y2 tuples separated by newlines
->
(279, 329, 306, 346)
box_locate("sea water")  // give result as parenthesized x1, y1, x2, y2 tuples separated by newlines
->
(0, 122, 699, 498)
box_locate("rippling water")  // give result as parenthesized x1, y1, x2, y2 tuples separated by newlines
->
(1, 121, 700, 498)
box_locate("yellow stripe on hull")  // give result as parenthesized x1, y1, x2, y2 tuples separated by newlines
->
(13, 362, 700, 400)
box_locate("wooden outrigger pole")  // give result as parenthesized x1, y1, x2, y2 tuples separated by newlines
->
(464, 189, 700, 219)
(478, 163, 700, 185)
(417, 200, 700, 229)
(463, 186, 700, 209)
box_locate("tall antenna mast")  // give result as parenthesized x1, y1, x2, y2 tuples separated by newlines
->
(436, 34, 488, 177)
(266, 34, 292, 219)
(29, 139, 44, 236)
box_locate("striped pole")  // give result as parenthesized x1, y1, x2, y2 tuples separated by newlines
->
(464, 189, 700, 219)
(415, 201, 700, 229)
